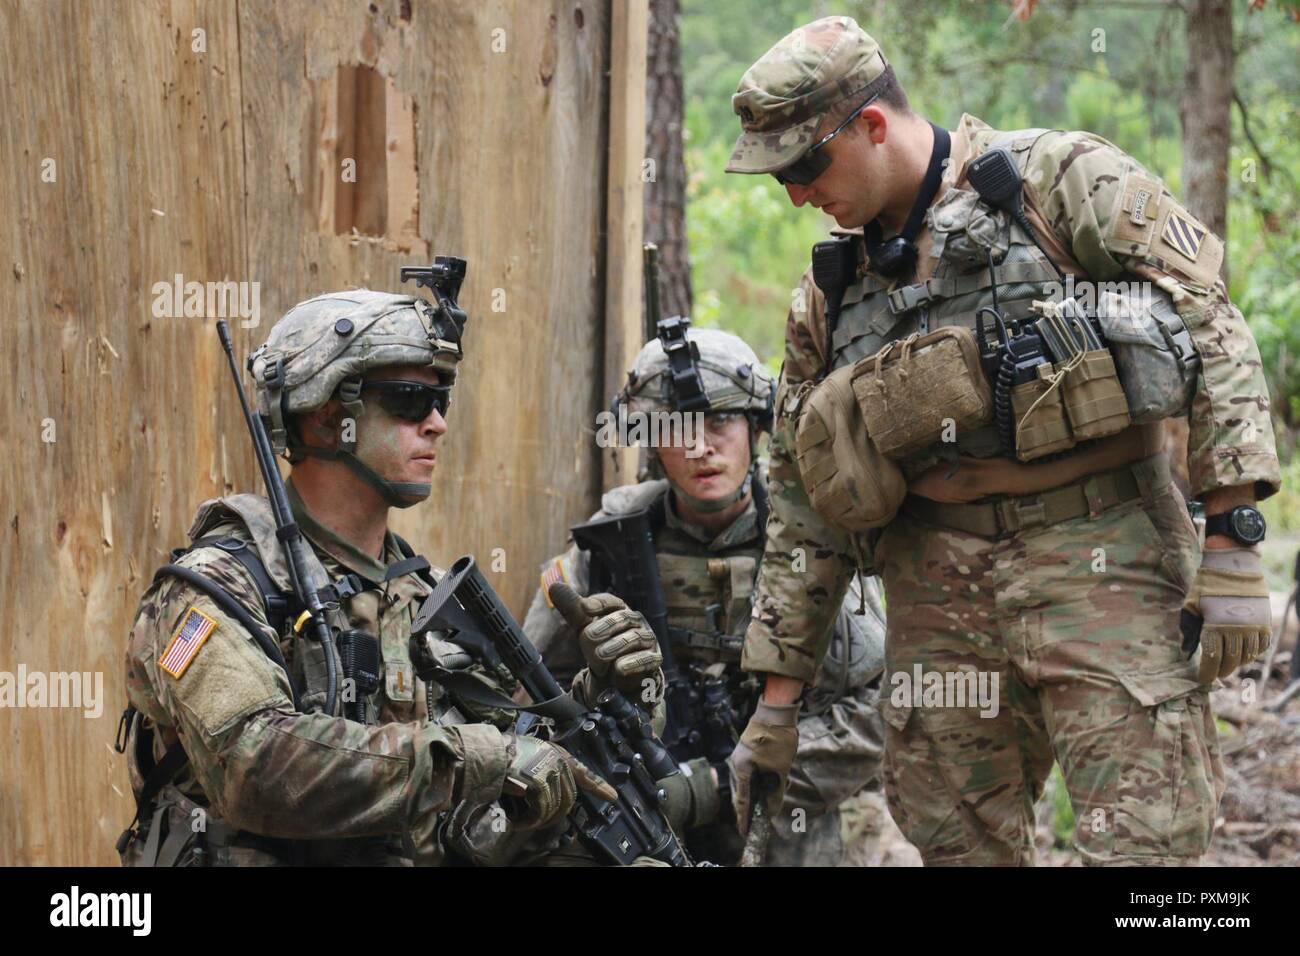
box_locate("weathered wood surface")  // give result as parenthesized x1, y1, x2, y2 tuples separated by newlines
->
(0, 0, 623, 865)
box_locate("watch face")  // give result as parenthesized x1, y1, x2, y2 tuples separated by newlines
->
(1232, 508, 1266, 543)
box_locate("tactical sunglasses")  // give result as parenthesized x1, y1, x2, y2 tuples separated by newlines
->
(361, 380, 451, 422)
(771, 90, 882, 187)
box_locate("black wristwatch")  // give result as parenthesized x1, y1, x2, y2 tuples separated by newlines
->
(1203, 506, 1267, 546)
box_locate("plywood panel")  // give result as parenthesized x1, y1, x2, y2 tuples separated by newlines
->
(602, 0, 648, 490)
(0, 0, 621, 865)
(0, 0, 249, 865)
(236, 0, 610, 610)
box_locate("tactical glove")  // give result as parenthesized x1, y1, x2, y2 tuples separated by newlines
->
(728, 700, 800, 837)
(1182, 547, 1273, 684)
(501, 734, 617, 831)
(548, 582, 663, 705)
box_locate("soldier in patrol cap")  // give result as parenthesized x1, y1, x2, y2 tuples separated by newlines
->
(725, 16, 1279, 865)
(523, 320, 889, 865)
(118, 287, 659, 866)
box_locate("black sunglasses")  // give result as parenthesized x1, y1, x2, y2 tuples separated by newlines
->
(771, 90, 881, 187)
(361, 380, 451, 422)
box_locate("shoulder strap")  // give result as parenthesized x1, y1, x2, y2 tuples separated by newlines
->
(390, 531, 440, 591)
(753, 476, 770, 540)
(185, 535, 294, 635)
(114, 706, 191, 857)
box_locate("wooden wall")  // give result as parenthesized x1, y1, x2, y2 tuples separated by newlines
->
(0, 0, 643, 865)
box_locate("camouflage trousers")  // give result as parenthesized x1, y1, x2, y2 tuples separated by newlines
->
(765, 683, 885, 866)
(875, 455, 1224, 866)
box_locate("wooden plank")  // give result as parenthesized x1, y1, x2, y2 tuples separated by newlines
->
(0, 0, 615, 866)
(0, 0, 248, 864)
(601, 0, 649, 490)
(237, 0, 611, 617)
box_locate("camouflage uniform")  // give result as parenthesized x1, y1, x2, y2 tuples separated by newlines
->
(728, 19, 1280, 865)
(524, 319, 888, 866)
(524, 476, 886, 866)
(119, 290, 573, 866)
(121, 490, 520, 866)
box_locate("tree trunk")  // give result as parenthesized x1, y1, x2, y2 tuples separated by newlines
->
(643, 0, 692, 324)
(1169, 0, 1234, 498)
(1180, 0, 1233, 248)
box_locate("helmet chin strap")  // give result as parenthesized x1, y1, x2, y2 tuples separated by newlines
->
(295, 444, 431, 509)
(338, 451, 431, 509)
(294, 396, 432, 510)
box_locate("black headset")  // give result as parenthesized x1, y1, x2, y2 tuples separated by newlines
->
(864, 122, 951, 279)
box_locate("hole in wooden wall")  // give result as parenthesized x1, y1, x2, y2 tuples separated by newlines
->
(315, 64, 424, 255)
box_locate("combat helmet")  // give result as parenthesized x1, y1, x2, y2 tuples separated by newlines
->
(250, 288, 465, 508)
(613, 316, 775, 512)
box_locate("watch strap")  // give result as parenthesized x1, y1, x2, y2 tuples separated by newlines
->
(1203, 507, 1264, 544)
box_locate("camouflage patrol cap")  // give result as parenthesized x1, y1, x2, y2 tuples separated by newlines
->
(727, 16, 888, 175)
(251, 289, 463, 454)
(618, 326, 775, 429)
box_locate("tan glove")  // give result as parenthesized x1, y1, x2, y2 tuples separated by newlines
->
(501, 734, 617, 831)
(548, 582, 663, 704)
(728, 700, 799, 838)
(1182, 547, 1273, 684)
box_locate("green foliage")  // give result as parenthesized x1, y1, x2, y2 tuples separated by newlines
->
(1048, 763, 1076, 849)
(680, 0, 1300, 455)
(1261, 457, 1300, 533)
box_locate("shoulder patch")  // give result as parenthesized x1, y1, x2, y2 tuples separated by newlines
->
(540, 559, 569, 608)
(1104, 169, 1162, 254)
(160, 606, 219, 679)
(1150, 199, 1223, 289)
(1160, 210, 1206, 262)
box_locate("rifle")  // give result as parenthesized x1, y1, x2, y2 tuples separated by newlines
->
(217, 320, 342, 717)
(570, 510, 741, 791)
(410, 555, 694, 867)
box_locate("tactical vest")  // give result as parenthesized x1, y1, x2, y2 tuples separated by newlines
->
(830, 128, 1063, 474)
(598, 479, 880, 707)
(118, 495, 436, 866)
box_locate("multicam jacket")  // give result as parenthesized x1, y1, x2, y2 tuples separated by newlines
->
(744, 114, 1281, 684)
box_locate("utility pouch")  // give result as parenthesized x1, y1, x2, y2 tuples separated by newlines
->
(794, 367, 907, 532)
(1095, 288, 1199, 424)
(1010, 363, 1073, 461)
(852, 326, 992, 459)
(1061, 348, 1131, 440)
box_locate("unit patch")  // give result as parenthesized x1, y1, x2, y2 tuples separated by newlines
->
(1161, 210, 1206, 262)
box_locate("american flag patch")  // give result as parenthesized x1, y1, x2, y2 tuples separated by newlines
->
(540, 559, 569, 608)
(160, 606, 219, 679)
(1161, 211, 1205, 262)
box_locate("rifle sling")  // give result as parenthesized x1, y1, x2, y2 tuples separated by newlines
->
(429, 666, 584, 722)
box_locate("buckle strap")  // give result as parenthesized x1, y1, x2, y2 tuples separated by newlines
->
(668, 626, 744, 654)
(888, 277, 946, 314)
(904, 461, 1145, 540)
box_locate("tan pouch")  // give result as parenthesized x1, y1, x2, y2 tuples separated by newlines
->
(851, 326, 992, 460)
(1061, 348, 1131, 441)
(794, 365, 907, 532)
(1010, 363, 1073, 461)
